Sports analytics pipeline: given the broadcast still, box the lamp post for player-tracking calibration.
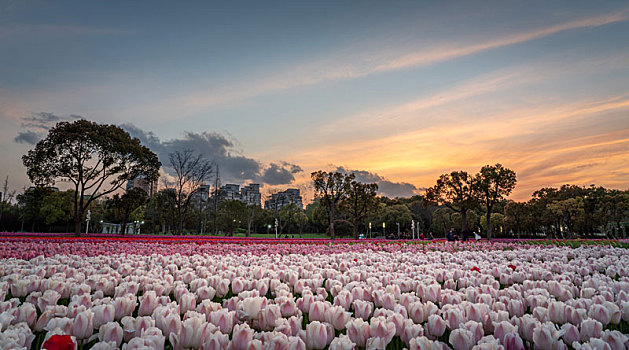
[275,218,278,239]
[396,222,400,237]
[412,220,415,239]
[369,222,372,239]
[382,222,386,237]
[85,210,91,234]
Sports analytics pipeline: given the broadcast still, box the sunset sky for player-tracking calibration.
[1,1,628,201]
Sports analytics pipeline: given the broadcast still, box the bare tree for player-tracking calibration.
[0,176,16,230]
[168,149,213,234]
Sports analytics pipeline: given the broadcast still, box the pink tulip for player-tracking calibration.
[15,302,37,328]
[369,316,396,344]
[329,334,355,350]
[346,318,370,348]
[179,293,196,315]
[449,328,475,350]
[37,290,61,312]
[138,290,159,316]
[325,305,351,331]
[179,316,205,349]
[92,304,115,329]
[533,322,561,350]
[98,322,123,347]
[445,307,466,330]
[113,295,137,320]
[503,332,525,350]
[209,309,235,334]
[560,323,579,345]
[353,299,373,321]
[601,330,628,350]
[72,309,94,340]
[203,331,230,350]
[579,318,602,342]
[308,301,327,322]
[305,321,331,350]
[259,304,282,331]
[427,314,447,338]
[45,317,74,334]
[232,323,254,350]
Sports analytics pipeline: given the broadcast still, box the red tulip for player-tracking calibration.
[42,335,75,350]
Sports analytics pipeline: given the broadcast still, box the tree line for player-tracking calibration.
[3,119,627,238]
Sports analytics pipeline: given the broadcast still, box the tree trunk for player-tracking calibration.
[461,209,468,236]
[486,210,492,239]
[353,217,359,240]
[329,205,336,240]
[74,217,82,237]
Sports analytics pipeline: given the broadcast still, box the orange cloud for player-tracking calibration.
[289,94,629,201]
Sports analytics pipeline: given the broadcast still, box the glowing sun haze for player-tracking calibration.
[1,1,628,201]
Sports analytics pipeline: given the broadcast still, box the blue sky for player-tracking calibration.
[1,0,628,200]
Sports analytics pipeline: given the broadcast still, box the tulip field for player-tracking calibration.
[1,235,628,350]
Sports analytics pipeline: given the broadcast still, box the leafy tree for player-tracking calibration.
[379,204,413,237]
[343,180,379,239]
[146,189,178,234]
[504,201,530,238]
[167,149,213,234]
[425,171,477,237]
[306,200,328,232]
[245,205,262,237]
[451,210,478,233]
[16,187,56,232]
[22,120,160,235]
[548,197,584,238]
[431,207,455,236]
[480,213,505,236]
[311,171,354,240]
[278,203,303,234]
[217,200,247,236]
[473,164,517,238]
[40,190,74,232]
[601,190,629,238]
[112,188,148,235]
[406,196,433,233]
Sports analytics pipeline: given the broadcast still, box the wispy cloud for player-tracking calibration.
[0,24,128,38]
[370,10,628,73]
[160,9,628,113]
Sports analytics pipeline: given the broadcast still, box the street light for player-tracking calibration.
[85,210,91,234]
[382,222,386,237]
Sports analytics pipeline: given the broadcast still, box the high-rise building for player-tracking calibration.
[218,184,240,201]
[241,183,261,206]
[126,175,158,196]
[210,183,261,206]
[192,184,211,204]
[265,188,303,210]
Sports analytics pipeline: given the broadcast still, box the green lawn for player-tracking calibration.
[232,232,330,239]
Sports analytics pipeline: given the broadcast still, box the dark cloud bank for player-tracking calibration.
[13,112,302,186]
[335,166,420,198]
[121,124,302,186]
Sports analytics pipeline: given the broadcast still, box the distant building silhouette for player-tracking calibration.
[265,188,303,210]
[241,184,261,206]
[210,183,261,206]
[126,174,158,196]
